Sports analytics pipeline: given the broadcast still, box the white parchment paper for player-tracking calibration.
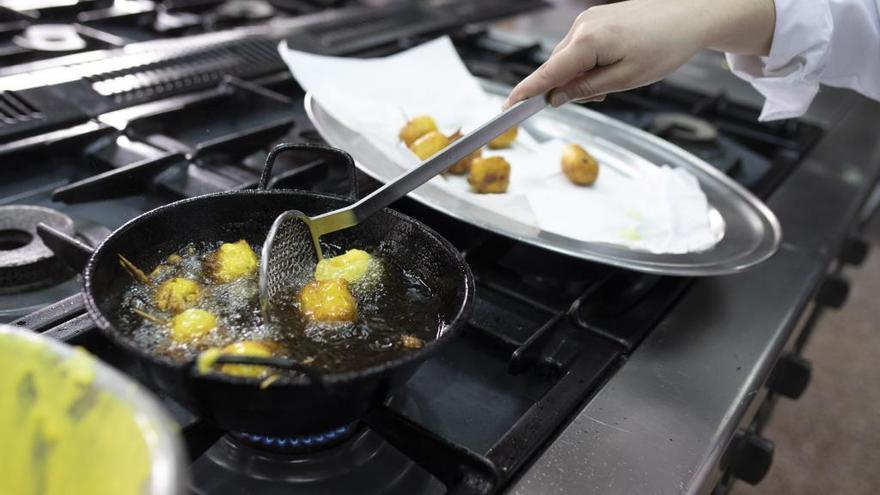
[280,36,721,253]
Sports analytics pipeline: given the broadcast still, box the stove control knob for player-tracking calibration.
[767,353,811,399]
[840,237,869,266]
[816,275,849,309]
[729,432,774,485]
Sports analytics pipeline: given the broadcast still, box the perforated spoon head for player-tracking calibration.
[259,210,323,314]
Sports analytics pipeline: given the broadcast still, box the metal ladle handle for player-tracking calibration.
[306,94,548,237]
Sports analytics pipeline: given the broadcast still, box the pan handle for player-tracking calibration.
[37,223,95,273]
[258,143,360,201]
[191,354,332,390]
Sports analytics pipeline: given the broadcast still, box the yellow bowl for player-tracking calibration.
[0,324,187,495]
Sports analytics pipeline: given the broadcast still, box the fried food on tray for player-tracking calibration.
[155,277,202,314]
[409,130,450,161]
[203,239,258,283]
[468,156,511,194]
[170,308,217,343]
[561,143,599,186]
[315,249,372,283]
[445,132,481,175]
[488,126,518,149]
[298,279,358,322]
[399,115,438,146]
[219,341,278,378]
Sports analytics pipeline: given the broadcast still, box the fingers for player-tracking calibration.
[550,28,574,56]
[504,42,599,109]
[549,64,628,107]
[572,94,606,104]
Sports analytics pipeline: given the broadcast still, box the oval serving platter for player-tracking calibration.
[305,79,781,276]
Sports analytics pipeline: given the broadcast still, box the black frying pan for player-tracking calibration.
[74,143,474,436]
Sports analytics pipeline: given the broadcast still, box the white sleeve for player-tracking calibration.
[725,0,880,121]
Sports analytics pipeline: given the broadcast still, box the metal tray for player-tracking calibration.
[305,80,781,276]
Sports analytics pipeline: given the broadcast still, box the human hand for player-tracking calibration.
[504,0,775,108]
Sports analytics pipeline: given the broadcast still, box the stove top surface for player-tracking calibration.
[0,4,824,493]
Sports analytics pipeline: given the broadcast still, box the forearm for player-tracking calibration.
[506,0,778,108]
[697,0,777,56]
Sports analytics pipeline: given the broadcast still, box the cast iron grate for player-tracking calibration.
[85,37,283,105]
[0,91,42,126]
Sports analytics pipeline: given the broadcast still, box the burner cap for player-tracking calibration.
[649,113,719,145]
[0,205,76,292]
[13,24,87,52]
[216,0,275,20]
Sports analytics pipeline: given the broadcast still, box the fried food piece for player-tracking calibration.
[298,279,357,322]
[398,115,438,146]
[315,249,372,283]
[203,240,258,283]
[400,334,424,349]
[561,143,599,185]
[149,253,183,279]
[468,156,511,194]
[488,126,518,149]
[445,133,481,174]
[219,341,277,378]
[409,130,449,161]
[169,308,217,343]
[155,277,202,313]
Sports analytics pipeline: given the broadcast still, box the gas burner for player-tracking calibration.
[231,424,355,453]
[192,395,439,493]
[1,0,103,15]
[0,205,75,292]
[0,205,109,321]
[153,9,201,33]
[13,24,87,52]
[197,423,438,494]
[215,0,274,21]
[649,112,719,145]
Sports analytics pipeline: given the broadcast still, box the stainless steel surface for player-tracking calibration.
[261,93,547,304]
[306,81,781,277]
[0,324,188,495]
[509,245,825,495]
[505,56,880,495]
[491,3,880,494]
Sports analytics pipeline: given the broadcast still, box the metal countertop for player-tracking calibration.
[493,2,880,493]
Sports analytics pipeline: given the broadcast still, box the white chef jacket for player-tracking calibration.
[726,0,880,121]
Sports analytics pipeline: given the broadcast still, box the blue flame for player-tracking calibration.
[236,424,353,448]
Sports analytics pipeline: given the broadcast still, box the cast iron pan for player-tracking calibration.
[68,143,474,436]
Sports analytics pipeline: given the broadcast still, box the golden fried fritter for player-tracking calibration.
[219,341,278,378]
[155,277,202,314]
[203,240,258,283]
[398,115,438,146]
[315,249,372,283]
[468,156,511,194]
[169,308,217,343]
[445,133,481,174]
[488,126,518,149]
[561,143,599,186]
[409,130,449,161]
[298,279,358,322]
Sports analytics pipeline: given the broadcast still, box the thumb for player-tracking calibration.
[550,64,627,107]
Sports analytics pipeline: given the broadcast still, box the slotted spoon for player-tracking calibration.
[259,94,547,306]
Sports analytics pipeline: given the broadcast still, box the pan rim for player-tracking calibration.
[83,188,475,388]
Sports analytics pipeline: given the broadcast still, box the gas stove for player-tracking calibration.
[0,2,854,494]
